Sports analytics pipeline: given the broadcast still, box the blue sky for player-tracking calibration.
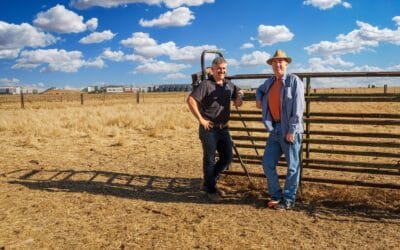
[0,0,400,90]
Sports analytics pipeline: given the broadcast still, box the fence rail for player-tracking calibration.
[226,71,400,189]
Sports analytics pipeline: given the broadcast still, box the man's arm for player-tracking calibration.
[187,95,213,130]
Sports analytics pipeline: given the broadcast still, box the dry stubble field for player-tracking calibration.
[0,91,399,249]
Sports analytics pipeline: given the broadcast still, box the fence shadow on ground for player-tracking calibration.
[1,168,258,205]
[301,199,400,224]
[2,168,399,222]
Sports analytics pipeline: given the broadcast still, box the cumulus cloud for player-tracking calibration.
[79,30,116,44]
[12,49,103,73]
[240,50,270,66]
[121,32,218,61]
[70,0,214,9]
[139,7,194,27]
[33,4,96,33]
[0,21,56,50]
[100,48,151,63]
[303,0,351,10]
[393,16,400,26]
[168,45,218,60]
[134,60,190,73]
[225,58,239,67]
[163,0,214,8]
[0,78,20,86]
[240,43,254,49]
[0,49,20,59]
[305,19,400,57]
[255,25,294,46]
[101,48,125,62]
[86,18,98,31]
[164,72,186,80]
[307,56,354,71]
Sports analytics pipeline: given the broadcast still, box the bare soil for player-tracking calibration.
[0,96,399,249]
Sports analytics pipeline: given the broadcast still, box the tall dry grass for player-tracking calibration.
[0,102,195,149]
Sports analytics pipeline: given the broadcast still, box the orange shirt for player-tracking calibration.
[268,79,282,121]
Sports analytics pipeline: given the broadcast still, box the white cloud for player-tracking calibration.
[100,48,151,63]
[84,57,105,68]
[0,21,56,50]
[240,43,254,49]
[86,18,98,31]
[163,0,214,8]
[225,58,239,67]
[256,25,294,46]
[101,48,125,61]
[307,56,354,71]
[139,7,194,27]
[33,4,94,33]
[309,56,354,67]
[342,1,351,8]
[164,72,186,80]
[121,32,218,61]
[305,20,400,56]
[303,0,343,10]
[169,45,218,61]
[0,78,20,85]
[393,16,400,26]
[79,30,116,44]
[70,0,214,9]
[0,49,20,59]
[240,51,270,66]
[134,60,190,73]
[12,49,102,73]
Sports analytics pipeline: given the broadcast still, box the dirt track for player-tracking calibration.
[0,101,399,249]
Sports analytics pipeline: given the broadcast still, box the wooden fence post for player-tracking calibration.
[20,90,25,109]
[136,91,140,104]
[81,93,84,105]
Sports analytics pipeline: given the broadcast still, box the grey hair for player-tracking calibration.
[211,57,227,66]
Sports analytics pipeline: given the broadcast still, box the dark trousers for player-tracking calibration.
[199,126,233,193]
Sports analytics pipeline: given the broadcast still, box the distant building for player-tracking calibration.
[0,86,38,95]
[100,85,124,93]
[151,84,192,92]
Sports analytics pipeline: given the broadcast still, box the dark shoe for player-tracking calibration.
[200,184,207,193]
[207,192,223,202]
[274,201,295,210]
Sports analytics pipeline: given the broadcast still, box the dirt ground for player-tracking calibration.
[0,98,399,249]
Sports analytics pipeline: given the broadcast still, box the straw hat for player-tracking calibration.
[266,49,292,65]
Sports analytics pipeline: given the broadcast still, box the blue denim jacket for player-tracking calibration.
[256,73,305,136]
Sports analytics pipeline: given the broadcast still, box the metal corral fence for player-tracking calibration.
[0,92,189,109]
[226,72,400,189]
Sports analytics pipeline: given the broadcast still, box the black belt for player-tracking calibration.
[213,123,228,129]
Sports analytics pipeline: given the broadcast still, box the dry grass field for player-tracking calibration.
[0,91,399,249]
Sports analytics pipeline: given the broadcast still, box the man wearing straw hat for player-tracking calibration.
[256,49,305,210]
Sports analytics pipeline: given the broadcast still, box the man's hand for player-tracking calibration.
[286,133,295,143]
[200,118,213,130]
[256,100,262,109]
[233,90,244,108]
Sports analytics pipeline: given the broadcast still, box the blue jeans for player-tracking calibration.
[262,123,302,204]
[199,126,233,193]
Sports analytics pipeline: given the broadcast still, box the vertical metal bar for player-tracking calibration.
[299,76,311,197]
[235,106,260,156]
[305,77,311,167]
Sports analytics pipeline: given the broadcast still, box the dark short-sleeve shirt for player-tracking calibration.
[190,77,239,125]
